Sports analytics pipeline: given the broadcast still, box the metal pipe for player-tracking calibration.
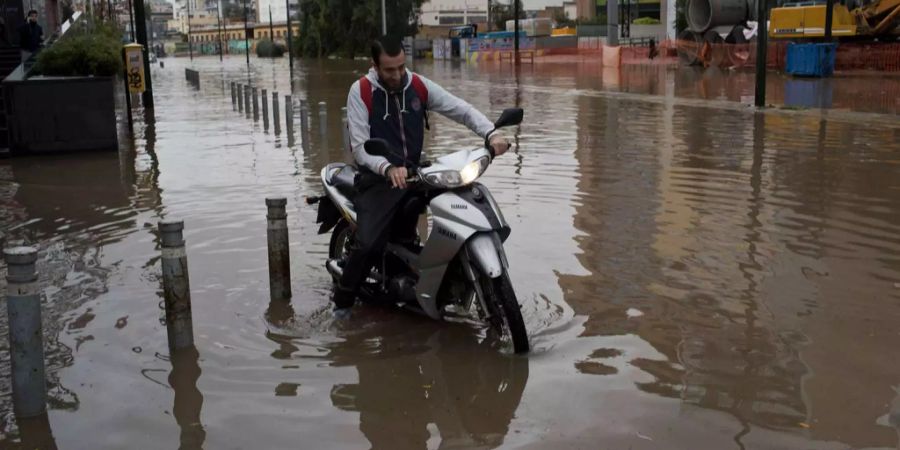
[231,82,236,110]
[266,198,292,301]
[686,0,749,33]
[238,84,244,112]
[4,246,47,418]
[158,221,194,351]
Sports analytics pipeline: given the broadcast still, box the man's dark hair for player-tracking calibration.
[371,36,404,66]
[27,9,37,16]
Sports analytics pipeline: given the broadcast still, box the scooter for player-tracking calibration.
[308,108,528,353]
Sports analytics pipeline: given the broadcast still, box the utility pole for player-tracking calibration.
[381,0,386,35]
[216,0,223,61]
[268,5,273,40]
[187,0,193,60]
[513,0,519,65]
[243,0,250,69]
[285,0,294,80]
[754,0,768,107]
[824,0,834,40]
[134,0,154,108]
[127,0,135,41]
[608,0,619,45]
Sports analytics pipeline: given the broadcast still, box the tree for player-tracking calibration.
[491,0,523,32]
[296,0,424,58]
[553,11,575,28]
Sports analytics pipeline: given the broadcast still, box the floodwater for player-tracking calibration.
[1,56,900,449]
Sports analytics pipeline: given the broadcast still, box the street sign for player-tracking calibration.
[124,43,146,94]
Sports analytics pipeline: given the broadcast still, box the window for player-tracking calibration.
[439,16,464,25]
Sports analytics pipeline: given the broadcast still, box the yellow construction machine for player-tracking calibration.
[769,0,900,39]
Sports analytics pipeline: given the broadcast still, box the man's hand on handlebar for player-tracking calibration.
[387,166,408,189]
[489,134,511,157]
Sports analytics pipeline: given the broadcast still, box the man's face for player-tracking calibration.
[374,51,406,92]
[27,13,37,23]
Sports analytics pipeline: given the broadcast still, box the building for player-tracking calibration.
[256,0,298,23]
[419,0,488,26]
[187,21,298,43]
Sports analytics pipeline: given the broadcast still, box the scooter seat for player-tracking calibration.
[328,164,358,198]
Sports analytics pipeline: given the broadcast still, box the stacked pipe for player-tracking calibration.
[680,0,758,68]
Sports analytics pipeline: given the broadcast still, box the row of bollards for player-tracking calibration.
[2,198,294,421]
[226,81,336,143]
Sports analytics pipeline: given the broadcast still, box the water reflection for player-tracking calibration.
[0,112,162,441]
[168,346,205,449]
[327,321,528,449]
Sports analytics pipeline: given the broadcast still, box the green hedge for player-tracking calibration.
[256,39,286,58]
[35,23,122,76]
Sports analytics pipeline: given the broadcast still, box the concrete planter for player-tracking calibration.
[2,75,118,154]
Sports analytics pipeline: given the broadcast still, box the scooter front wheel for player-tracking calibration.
[481,271,529,354]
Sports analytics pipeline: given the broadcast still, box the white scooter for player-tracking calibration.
[309,109,528,353]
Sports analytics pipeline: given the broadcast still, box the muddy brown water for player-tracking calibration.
[1,56,899,449]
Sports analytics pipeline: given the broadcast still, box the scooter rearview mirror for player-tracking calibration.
[494,108,524,129]
[364,138,391,158]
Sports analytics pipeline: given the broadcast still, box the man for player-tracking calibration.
[18,10,43,64]
[335,36,510,315]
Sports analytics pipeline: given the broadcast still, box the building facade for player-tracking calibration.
[420,0,488,26]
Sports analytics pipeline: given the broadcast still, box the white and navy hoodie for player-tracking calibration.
[346,68,497,176]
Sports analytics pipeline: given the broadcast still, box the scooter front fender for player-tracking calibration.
[467,232,504,279]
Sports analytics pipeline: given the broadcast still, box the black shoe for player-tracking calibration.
[332,286,356,310]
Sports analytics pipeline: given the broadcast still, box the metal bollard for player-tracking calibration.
[230,82,236,110]
[318,101,327,135]
[252,87,259,122]
[299,100,309,134]
[272,92,281,135]
[244,86,251,119]
[265,198,292,301]
[237,84,244,112]
[158,221,194,351]
[341,107,349,152]
[262,89,269,131]
[4,246,47,418]
[285,95,294,132]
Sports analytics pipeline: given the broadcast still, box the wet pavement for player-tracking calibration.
[1,56,900,449]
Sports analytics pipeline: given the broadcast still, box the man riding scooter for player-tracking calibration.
[334,36,511,317]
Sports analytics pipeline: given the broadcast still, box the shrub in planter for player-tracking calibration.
[35,24,122,76]
[256,39,286,57]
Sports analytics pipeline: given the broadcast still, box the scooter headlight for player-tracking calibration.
[459,157,489,185]
[423,157,489,188]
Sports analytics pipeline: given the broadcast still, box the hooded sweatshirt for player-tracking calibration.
[346,68,496,176]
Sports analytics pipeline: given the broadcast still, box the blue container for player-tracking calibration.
[786,43,837,77]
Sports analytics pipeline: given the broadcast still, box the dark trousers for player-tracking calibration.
[334,183,419,308]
